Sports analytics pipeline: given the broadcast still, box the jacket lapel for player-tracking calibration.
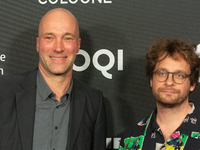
[67,79,86,150]
[16,69,37,150]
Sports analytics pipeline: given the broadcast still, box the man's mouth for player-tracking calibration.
[158,88,179,94]
[50,57,67,60]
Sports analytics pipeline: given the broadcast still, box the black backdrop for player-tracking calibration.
[1,1,200,149]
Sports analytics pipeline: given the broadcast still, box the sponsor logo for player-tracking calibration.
[73,49,123,79]
[0,54,6,75]
[106,137,121,149]
[38,0,112,4]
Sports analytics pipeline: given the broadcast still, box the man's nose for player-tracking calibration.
[54,39,64,52]
[165,74,174,85]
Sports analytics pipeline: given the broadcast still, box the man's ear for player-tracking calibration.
[77,38,81,53]
[36,37,39,52]
[150,78,153,87]
[190,83,196,92]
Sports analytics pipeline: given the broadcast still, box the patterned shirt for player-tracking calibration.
[119,102,200,150]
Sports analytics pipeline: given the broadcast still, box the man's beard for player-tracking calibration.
[152,87,189,108]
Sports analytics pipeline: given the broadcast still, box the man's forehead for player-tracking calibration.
[38,9,79,38]
[40,9,76,25]
[155,55,190,71]
[39,18,77,34]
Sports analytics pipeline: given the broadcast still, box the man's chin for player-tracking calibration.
[50,68,72,76]
[156,98,185,108]
[156,100,178,108]
[52,71,68,76]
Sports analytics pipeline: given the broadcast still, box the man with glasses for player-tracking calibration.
[119,38,200,150]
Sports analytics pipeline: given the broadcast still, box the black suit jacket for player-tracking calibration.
[0,69,106,150]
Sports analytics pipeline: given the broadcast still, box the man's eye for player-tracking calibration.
[176,73,185,78]
[157,71,166,76]
[65,37,72,40]
[64,35,74,40]
[161,73,165,76]
[45,37,52,39]
[159,72,166,76]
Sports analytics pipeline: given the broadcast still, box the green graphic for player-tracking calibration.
[191,132,200,139]
[119,136,144,150]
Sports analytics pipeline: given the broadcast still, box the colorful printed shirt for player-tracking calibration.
[119,103,200,150]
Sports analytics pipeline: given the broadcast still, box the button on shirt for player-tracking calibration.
[32,70,73,150]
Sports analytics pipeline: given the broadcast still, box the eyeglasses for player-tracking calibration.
[153,69,190,84]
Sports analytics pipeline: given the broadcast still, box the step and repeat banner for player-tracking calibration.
[1,1,200,149]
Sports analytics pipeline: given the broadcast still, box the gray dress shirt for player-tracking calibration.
[32,70,73,150]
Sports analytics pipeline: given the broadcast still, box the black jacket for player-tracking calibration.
[0,69,106,150]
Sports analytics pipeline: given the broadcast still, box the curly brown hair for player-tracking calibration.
[146,37,200,85]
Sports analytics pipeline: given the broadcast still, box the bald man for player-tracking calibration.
[0,8,106,150]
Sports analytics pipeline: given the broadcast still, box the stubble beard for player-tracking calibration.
[39,57,73,77]
[152,87,189,108]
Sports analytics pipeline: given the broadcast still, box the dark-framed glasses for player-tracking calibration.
[153,69,190,84]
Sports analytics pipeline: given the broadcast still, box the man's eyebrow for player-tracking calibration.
[157,68,190,74]
[43,32,54,36]
[43,32,76,37]
[63,32,76,37]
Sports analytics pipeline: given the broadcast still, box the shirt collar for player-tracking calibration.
[145,102,200,136]
[36,70,73,101]
[145,108,159,136]
[177,102,200,135]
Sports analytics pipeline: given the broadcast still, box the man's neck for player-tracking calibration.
[156,100,192,141]
[39,68,72,102]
